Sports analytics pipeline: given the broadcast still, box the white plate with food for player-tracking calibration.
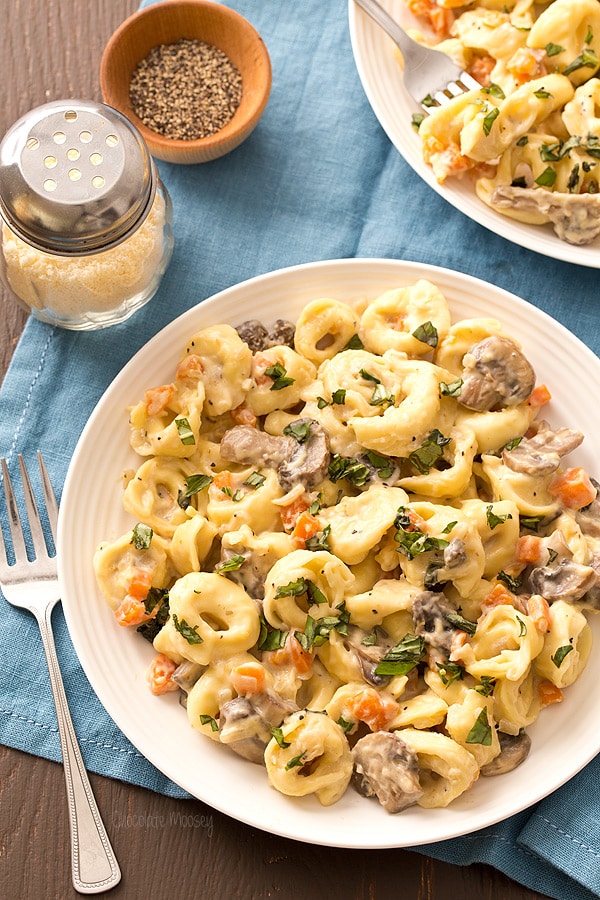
[59,257,600,848]
[348,0,600,267]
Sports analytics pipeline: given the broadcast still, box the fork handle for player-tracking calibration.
[36,601,121,894]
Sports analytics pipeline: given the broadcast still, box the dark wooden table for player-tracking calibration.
[0,3,553,899]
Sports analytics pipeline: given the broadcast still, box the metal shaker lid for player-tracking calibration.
[0,99,156,255]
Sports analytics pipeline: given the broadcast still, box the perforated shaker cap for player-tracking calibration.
[0,99,156,255]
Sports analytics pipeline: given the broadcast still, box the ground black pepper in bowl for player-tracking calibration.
[129,38,242,141]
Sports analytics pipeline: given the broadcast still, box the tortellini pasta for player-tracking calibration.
[405,0,600,244]
[94,277,598,815]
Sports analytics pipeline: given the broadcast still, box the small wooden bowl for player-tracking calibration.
[100,0,272,164]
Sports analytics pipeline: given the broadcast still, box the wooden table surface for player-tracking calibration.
[0,3,553,899]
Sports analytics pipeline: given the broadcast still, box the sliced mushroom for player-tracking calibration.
[503,423,584,476]
[343,625,396,688]
[268,319,296,348]
[219,691,298,765]
[220,425,295,468]
[576,477,600,538]
[527,557,598,603]
[491,185,600,246]
[171,660,205,694]
[443,537,467,569]
[235,320,270,352]
[412,590,459,665]
[481,731,531,776]
[458,336,535,412]
[277,418,331,492]
[352,731,423,813]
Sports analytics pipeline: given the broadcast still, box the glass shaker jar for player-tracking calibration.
[0,99,174,330]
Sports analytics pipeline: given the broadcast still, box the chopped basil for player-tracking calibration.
[244,471,266,489]
[361,631,378,647]
[586,26,594,45]
[446,612,476,636]
[343,334,364,350]
[422,94,436,108]
[442,521,457,534]
[411,112,425,130]
[172,613,203,644]
[533,88,552,99]
[369,382,395,408]
[497,571,522,592]
[395,528,449,561]
[283,420,311,443]
[337,716,354,734]
[359,368,381,384]
[516,615,527,637]
[482,83,505,99]
[131,522,153,550]
[440,378,463,397]
[199,714,219,732]
[482,106,500,136]
[305,524,331,552]
[503,436,522,451]
[296,604,350,651]
[545,42,564,57]
[307,581,329,606]
[424,562,443,590]
[466,708,492,746]
[408,429,451,474]
[436,662,465,687]
[412,321,438,348]
[365,450,395,480]
[486,505,512,530]
[264,363,295,391]
[520,514,544,532]
[328,454,371,486]
[258,618,287,651]
[175,415,195,445]
[475,676,496,697]
[285,752,307,770]
[178,473,213,508]
[319,388,347,408]
[552,644,573,668]
[215,554,246,574]
[275,578,308,598]
[137,589,170,642]
[535,166,557,187]
[374,633,426,676]
[563,48,598,76]
[270,726,290,748]
[568,164,580,192]
[516,136,529,147]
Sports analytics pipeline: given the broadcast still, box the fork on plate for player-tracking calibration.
[0,452,121,894]
[353,0,480,108]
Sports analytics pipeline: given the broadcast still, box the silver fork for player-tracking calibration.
[353,0,480,108]
[0,453,121,894]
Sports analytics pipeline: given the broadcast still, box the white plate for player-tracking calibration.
[348,0,600,268]
[59,258,600,848]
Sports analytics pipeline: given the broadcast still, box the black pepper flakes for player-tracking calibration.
[129,39,242,141]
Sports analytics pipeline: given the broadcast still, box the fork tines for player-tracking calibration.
[1,453,58,567]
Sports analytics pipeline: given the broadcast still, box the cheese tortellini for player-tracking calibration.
[94,278,598,815]
[406,0,600,244]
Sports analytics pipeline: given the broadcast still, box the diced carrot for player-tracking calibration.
[145,384,175,416]
[407,0,454,37]
[346,687,399,732]
[231,660,267,696]
[147,653,179,695]
[114,571,154,626]
[468,54,495,88]
[231,404,257,427]
[549,467,597,510]
[403,508,429,533]
[516,535,545,566]
[538,681,563,707]
[481,581,517,613]
[279,495,311,532]
[527,384,552,407]
[527,594,551,634]
[212,470,233,492]
[252,354,274,387]
[506,47,546,84]
[426,142,474,184]
[269,633,313,675]
[175,354,204,380]
[291,511,321,548]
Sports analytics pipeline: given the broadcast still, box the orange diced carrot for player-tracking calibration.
[291,511,321,548]
[527,594,551,634]
[549,467,597,510]
[114,571,154,626]
[268,633,313,676]
[538,681,563,707]
[516,535,545,566]
[145,384,175,416]
[527,384,552,407]
[147,653,179,695]
[407,0,454,36]
[468,54,495,88]
[279,495,311,533]
[212,470,233,492]
[175,354,204,380]
[346,687,399,732]
[231,660,267,696]
[230,404,257,427]
[481,581,517,613]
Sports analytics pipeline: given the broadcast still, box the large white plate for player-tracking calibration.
[348,0,600,268]
[59,258,600,848]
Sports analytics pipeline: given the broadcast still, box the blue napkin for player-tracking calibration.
[1,1,599,897]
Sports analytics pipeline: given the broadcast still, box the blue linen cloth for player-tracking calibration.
[1,1,599,897]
